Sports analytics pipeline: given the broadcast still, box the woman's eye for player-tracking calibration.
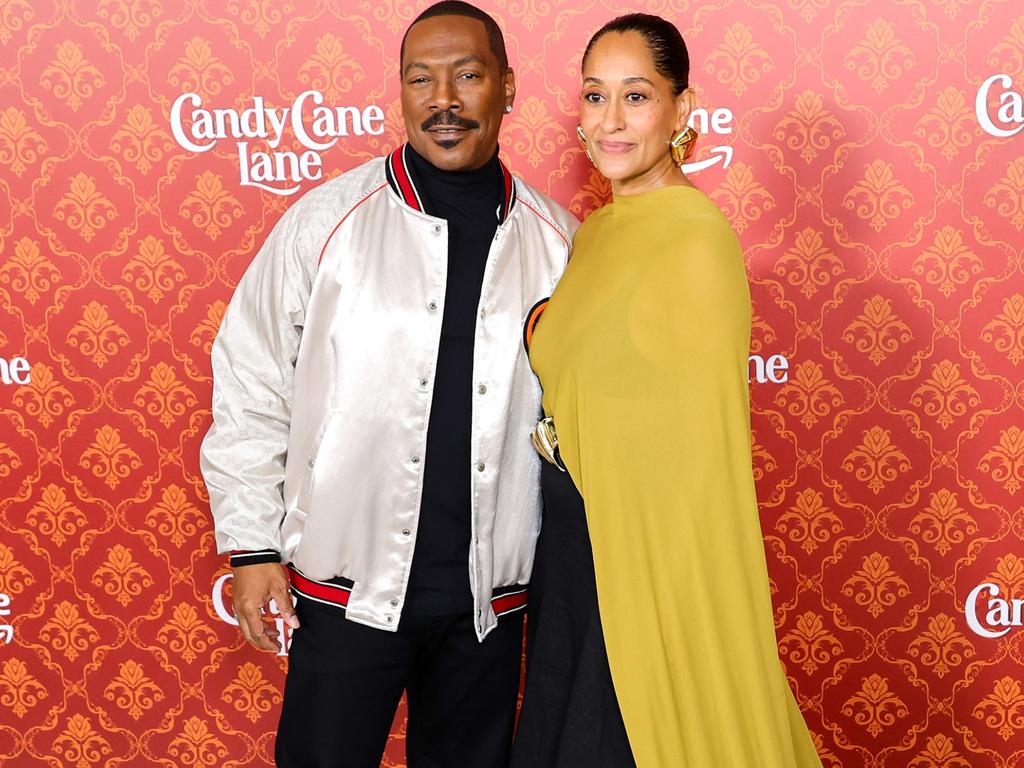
[583,92,604,103]
[625,92,647,103]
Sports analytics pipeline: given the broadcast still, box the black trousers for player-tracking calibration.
[275,595,524,768]
[510,461,635,767]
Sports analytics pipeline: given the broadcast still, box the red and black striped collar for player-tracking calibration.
[385,143,517,224]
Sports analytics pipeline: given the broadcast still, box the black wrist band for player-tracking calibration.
[230,550,281,567]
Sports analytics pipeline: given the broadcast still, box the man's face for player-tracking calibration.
[400,15,514,171]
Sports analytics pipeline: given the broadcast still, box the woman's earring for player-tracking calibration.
[670,126,699,166]
[505,105,513,113]
[576,125,593,163]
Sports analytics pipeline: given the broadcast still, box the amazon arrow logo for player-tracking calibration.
[682,145,733,173]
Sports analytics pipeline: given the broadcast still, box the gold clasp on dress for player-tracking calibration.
[531,417,566,472]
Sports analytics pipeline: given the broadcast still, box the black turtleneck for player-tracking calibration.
[404,144,504,615]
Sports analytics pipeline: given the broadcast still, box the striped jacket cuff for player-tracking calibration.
[229,549,281,567]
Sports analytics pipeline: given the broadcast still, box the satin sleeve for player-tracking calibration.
[199,204,317,556]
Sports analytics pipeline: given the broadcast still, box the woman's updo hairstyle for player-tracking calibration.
[582,13,690,96]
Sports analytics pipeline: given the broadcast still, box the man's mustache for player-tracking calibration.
[421,110,480,131]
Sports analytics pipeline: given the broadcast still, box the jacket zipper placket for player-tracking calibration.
[470,216,512,638]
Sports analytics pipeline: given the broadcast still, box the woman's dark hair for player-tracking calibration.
[583,14,690,95]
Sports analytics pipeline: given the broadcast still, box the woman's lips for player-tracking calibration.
[596,140,634,154]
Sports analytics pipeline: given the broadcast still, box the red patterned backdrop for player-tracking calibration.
[1,0,1023,765]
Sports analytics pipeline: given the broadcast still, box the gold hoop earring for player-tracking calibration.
[670,126,699,166]
[576,125,593,163]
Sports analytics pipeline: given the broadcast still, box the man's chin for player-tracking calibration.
[409,132,495,171]
[426,130,469,150]
[419,140,475,169]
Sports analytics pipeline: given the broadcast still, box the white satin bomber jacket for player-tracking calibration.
[200,146,577,640]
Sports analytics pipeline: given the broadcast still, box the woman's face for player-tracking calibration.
[580,31,691,192]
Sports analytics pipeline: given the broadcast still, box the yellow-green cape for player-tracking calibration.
[530,185,822,768]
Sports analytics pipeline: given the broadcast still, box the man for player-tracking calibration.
[199,2,577,766]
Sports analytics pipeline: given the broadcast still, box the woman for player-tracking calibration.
[511,14,823,768]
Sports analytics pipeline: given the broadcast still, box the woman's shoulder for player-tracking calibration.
[642,191,747,296]
[667,186,737,234]
[569,187,742,260]
[653,189,743,264]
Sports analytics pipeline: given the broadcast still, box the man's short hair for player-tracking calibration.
[400,1,509,72]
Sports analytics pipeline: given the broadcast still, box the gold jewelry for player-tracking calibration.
[670,126,699,165]
[576,125,593,163]
[531,417,566,471]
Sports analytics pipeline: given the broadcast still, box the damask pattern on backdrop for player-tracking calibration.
[0,1,1023,766]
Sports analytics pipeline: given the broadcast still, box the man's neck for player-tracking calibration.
[404,143,503,201]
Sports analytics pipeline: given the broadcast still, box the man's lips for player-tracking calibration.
[428,126,471,136]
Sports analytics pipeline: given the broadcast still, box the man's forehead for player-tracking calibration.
[402,15,495,68]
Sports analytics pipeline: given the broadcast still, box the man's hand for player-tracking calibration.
[232,562,300,652]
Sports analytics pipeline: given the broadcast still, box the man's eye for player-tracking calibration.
[460,72,480,80]
[410,77,429,85]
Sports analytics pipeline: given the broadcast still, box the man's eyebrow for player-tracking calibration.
[403,61,430,75]
[453,55,486,67]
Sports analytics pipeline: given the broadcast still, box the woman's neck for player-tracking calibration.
[611,154,697,198]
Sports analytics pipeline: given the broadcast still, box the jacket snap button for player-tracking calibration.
[402,528,411,536]
[307,458,314,468]
[386,615,394,623]
[390,599,398,607]
[433,225,441,233]
[478,384,487,394]
[411,456,420,465]
[476,462,486,472]
[428,300,438,311]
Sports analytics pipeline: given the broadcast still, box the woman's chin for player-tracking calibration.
[593,158,641,183]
